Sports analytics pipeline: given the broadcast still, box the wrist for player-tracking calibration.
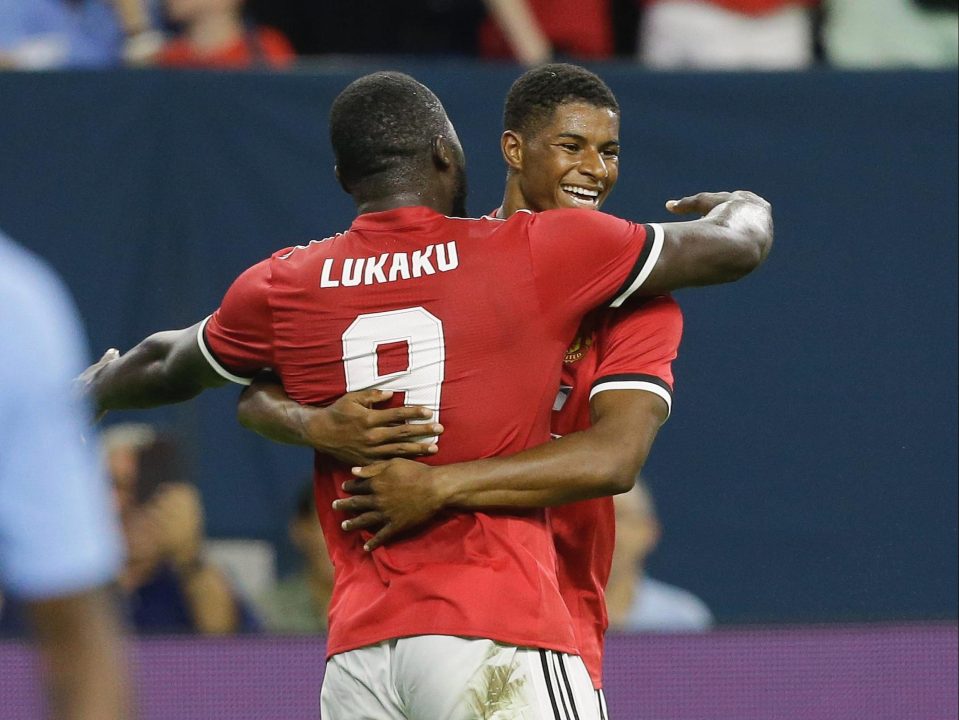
[429,465,458,509]
[297,404,334,451]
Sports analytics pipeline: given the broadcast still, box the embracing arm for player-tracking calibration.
[641,190,774,295]
[237,375,444,466]
[336,389,667,550]
[80,321,227,416]
[438,389,663,508]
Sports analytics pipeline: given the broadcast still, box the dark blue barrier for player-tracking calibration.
[0,66,955,623]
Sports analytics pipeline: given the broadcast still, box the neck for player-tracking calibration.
[499,173,531,219]
[355,189,450,217]
[186,11,245,53]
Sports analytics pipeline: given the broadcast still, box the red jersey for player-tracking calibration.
[200,206,664,657]
[550,295,683,687]
[157,27,294,69]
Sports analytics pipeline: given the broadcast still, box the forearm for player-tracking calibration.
[703,191,774,267]
[434,390,663,509]
[30,588,131,720]
[237,379,318,448]
[648,191,773,294]
[438,425,651,510]
[89,324,224,413]
[482,0,552,65]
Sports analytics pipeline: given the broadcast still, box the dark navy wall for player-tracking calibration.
[0,66,955,623]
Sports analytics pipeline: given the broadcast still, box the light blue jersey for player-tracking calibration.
[0,231,122,598]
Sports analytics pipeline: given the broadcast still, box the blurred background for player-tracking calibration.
[1,1,956,718]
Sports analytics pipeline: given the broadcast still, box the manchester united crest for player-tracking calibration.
[564,334,593,364]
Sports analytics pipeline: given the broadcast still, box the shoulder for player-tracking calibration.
[530,208,632,233]
[641,576,713,629]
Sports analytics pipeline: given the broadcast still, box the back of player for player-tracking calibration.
[202,205,662,661]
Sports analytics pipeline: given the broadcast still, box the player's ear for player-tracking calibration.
[431,135,454,170]
[501,130,523,172]
[334,164,350,195]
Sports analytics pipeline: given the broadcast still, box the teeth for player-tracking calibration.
[562,185,600,200]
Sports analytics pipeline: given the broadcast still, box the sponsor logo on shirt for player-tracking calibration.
[319,241,459,287]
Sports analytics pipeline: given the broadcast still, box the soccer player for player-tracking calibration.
[239,63,692,718]
[82,72,772,718]
[0,230,130,720]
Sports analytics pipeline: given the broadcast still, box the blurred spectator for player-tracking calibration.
[0,229,130,719]
[823,0,958,68]
[256,483,333,634]
[606,480,714,631]
[156,0,294,69]
[0,0,131,69]
[103,423,259,633]
[638,0,817,69]
[480,0,614,63]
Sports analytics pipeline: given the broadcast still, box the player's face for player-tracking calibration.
[516,102,620,212]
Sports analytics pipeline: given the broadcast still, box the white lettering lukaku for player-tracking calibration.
[320,242,459,288]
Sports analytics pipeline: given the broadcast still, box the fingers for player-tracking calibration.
[665,192,732,216]
[101,348,120,363]
[369,406,440,428]
[350,461,390,479]
[348,388,395,408]
[363,524,398,552]
[362,442,439,460]
[339,511,385,532]
[332,492,377,510]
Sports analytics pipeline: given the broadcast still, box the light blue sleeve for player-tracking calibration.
[0,234,123,599]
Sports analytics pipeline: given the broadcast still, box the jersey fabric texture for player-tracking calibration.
[0,232,122,599]
[550,295,683,687]
[201,206,661,657]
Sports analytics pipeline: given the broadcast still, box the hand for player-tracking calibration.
[76,348,120,421]
[666,190,768,217]
[304,389,444,465]
[144,483,204,572]
[332,458,446,551]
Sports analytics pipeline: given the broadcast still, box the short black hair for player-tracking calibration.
[330,71,449,189]
[503,63,619,137]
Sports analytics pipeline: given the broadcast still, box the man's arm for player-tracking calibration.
[642,190,774,296]
[237,375,444,465]
[80,321,227,416]
[334,389,667,550]
[28,587,131,720]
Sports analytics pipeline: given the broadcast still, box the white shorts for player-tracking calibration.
[320,635,599,720]
[595,688,609,720]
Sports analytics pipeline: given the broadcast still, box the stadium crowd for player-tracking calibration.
[1,0,956,70]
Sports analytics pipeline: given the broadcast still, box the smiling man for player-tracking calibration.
[496,64,621,215]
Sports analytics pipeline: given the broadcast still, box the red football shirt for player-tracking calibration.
[200,206,665,656]
[550,295,683,687]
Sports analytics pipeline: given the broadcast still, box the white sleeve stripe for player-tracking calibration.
[589,379,672,419]
[196,316,253,386]
[610,222,664,308]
